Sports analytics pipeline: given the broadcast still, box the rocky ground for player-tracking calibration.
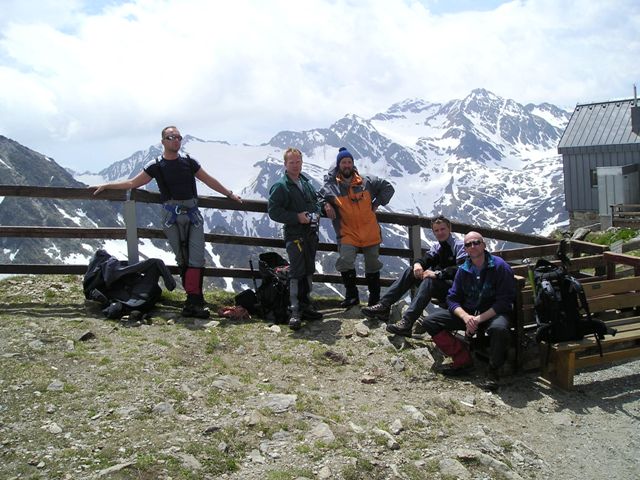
[1,275,639,480]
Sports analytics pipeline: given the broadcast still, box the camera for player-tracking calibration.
[306,212,320,232]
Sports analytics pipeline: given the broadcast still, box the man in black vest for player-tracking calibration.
[93,126,241,318]
[362,216,466,336]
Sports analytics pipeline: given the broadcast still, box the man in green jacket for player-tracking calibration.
[268,148,328,330]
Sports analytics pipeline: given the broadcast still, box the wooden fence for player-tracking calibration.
[0,185,579,286]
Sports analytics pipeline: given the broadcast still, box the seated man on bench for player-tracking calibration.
[415,231,515,389]
[362,215,466,336]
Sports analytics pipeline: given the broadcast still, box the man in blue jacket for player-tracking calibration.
[415,231,515,389]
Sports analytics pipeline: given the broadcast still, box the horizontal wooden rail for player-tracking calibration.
[1,226,127,240]
[0,226,412,258]
[493,243,560,262]
[0,185,554,245]
[0,263,395,287]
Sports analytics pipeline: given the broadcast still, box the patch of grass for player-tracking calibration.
[166,386,188,402]
[204,289,236,311]
[266,467,315,479]
[401,461,437,479]
[62,382,78,394]
[270,353,297,365]
[205,389,222,406]
[342,458,376,480]
[257,382,276,392]
[207,355,229,371]
[183,432,245,475]
[205,333,221,354]
[254,421,290,439]
[295,391,329,416]
[295,444,311,454]
[587,228,638,246]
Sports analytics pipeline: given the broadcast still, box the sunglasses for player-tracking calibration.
[164,135,183,141]
[464,239,483,248]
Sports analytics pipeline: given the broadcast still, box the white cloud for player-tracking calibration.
[1,0,639,171]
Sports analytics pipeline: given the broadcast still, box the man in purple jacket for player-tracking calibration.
[415,231,515,389]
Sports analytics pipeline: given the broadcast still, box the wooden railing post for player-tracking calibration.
[408,224,422,262]
[124,191,139,264]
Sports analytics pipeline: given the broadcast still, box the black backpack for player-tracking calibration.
[533,259,615,348]
[255,252,291,324]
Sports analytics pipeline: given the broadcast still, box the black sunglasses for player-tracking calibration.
[164,135,183,141]
[464,239,483,248]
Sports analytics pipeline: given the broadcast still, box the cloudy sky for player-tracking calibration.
[1,0,638,172]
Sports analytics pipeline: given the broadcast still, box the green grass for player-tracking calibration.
[266,467,315,479]
[586,227,638,245]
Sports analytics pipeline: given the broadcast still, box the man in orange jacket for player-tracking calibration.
[322,147,395,307]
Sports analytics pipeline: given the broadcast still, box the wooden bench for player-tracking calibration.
[513,250,640,389]
[494,239,610,370]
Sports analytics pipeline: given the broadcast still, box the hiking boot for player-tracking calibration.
[365,272,380,306]
[300,304,323,321]
[340,297,360,308]
[481,368,500,392]
[340,270,359,308]
[288,314,302,331]
[413,318,428,335]
[361,303,390,321]
[181,303,211,319]
[386,317,414,336]
[437,362,474,377]
[182,294,210,319]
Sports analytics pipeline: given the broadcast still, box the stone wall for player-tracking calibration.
[569,210,601,231]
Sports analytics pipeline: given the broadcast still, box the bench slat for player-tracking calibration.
[550,324,640,352]
[605,315,640,328]
[587,292,640,311]
[581,277,640,297]
[575,346,640,369]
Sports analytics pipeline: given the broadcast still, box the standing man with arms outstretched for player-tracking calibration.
[415,231,515,390]
[93,125,241,318]
[268,147,327,330]
[321,147,395,308]
[362,215,466,336]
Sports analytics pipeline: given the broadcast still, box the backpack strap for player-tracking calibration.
[568,276,605,357]
[154,157,172,199]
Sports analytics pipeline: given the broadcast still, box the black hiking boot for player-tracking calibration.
[340,297,360,308]
[340,270,359,308]
[300,304,323,321]
[365,272,381,306]
[436,362,475,377]
[480,368,500,392]
[413,318,428,335]
[386,317,414,336]
[181,294,210,319]
[288,313,302,330]
[361,303,390,321]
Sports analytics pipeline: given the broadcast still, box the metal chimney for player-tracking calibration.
[632,84,640,135]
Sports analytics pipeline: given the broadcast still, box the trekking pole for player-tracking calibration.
[556,237,571,269]
[524,258,536,297]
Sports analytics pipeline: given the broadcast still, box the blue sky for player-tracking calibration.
[1,0,638,172]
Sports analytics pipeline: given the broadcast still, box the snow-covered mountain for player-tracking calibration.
[87,88,569,236]
[2,88,571,288]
